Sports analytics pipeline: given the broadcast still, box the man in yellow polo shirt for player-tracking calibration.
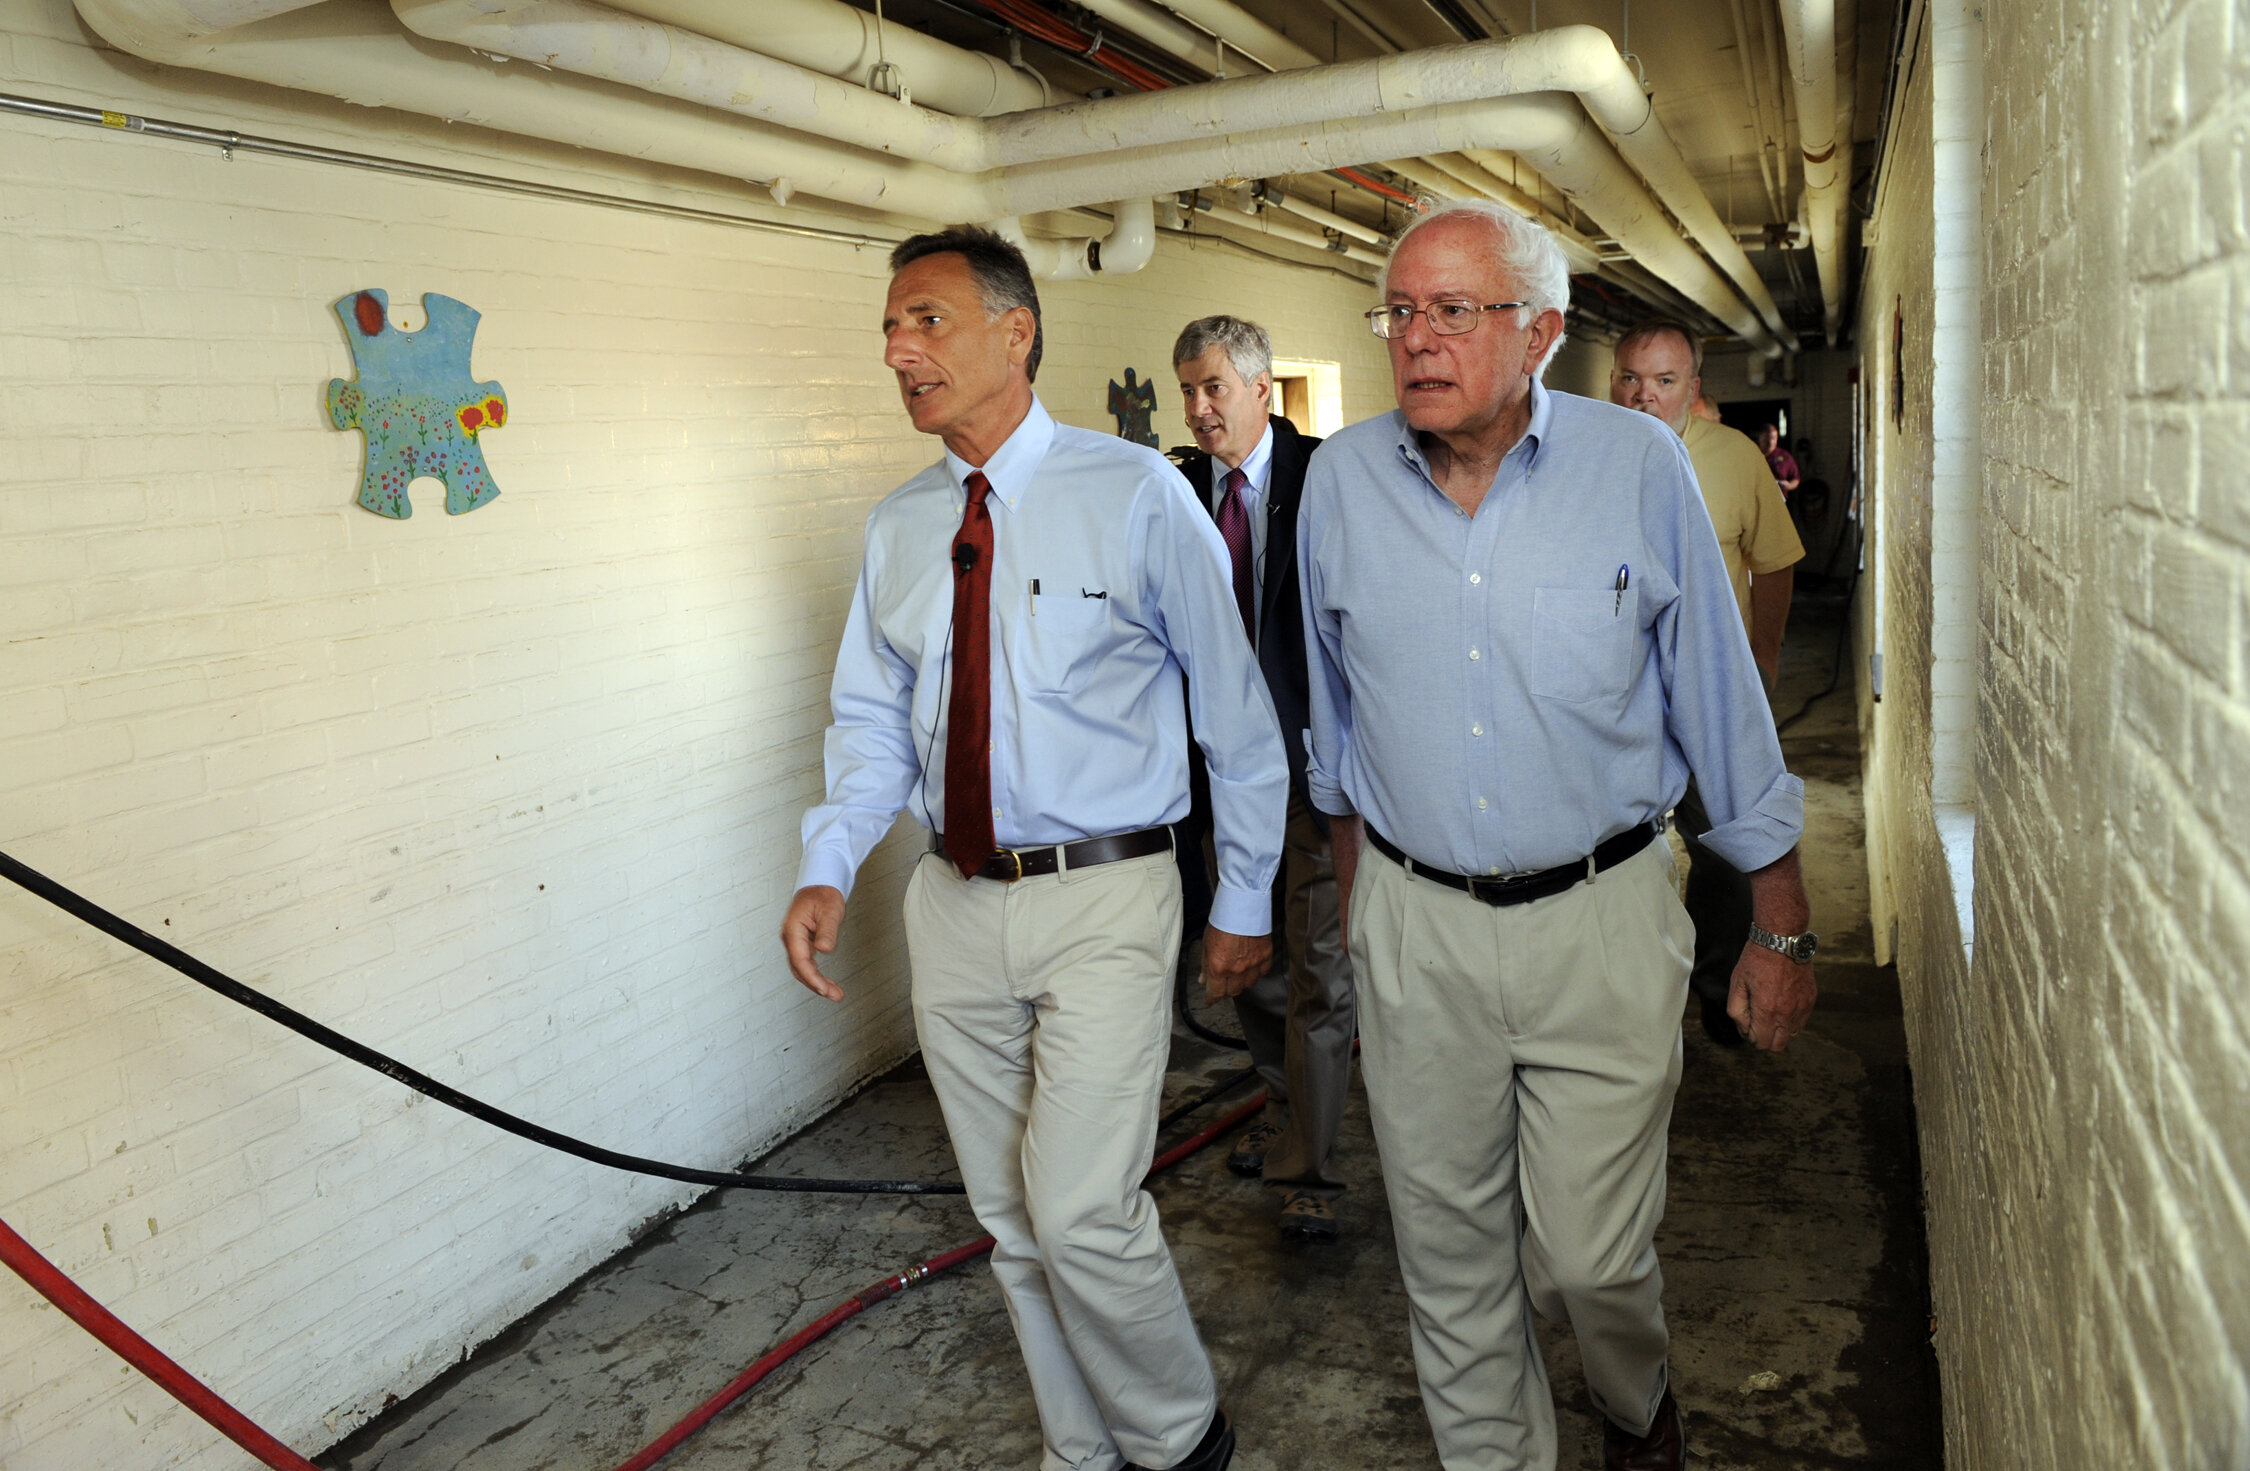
[1612,319,1805,1045]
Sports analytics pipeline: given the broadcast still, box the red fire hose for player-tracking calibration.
[0,1217,321,1471]
[1,1092,1269,1471]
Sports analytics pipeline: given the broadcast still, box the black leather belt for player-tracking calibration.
[937,825,1175,882]
[1365,820,1660,907]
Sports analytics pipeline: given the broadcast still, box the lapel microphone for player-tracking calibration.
[952,541,979,576]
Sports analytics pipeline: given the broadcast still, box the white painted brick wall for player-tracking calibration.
[1860,0,2250,1462]
[0,5,1394,1465]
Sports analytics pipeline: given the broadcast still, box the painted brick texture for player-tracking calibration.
[0,7,1395,1466]
[1862,0,2250,1463]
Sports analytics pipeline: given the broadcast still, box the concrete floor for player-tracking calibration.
[318,585,1941,1471]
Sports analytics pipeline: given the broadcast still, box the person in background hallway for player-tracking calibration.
[1168,314,1355,1243]
[1611,319,1807,1048]
[783,226,1285,1471]
[1300,200,1819,1471]
[1757,423,1800,499]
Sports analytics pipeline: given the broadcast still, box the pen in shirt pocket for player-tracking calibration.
[1030,578,1039,615]
[1614,564,1630,616]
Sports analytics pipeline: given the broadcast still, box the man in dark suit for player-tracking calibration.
[1169,316,1355,1242]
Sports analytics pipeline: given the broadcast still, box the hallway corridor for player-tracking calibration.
[315,589,1941,1471]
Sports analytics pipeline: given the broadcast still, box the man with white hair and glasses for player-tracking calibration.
[1297,201,1820,1470]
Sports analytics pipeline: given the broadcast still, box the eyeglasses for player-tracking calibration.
[1365,299,1530,339]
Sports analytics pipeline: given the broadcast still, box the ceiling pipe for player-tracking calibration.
[1257,185,1389,245]
[1776,0,1846,343]
[75,0,987,219]
[990,195,1156,279]
[1154,0,1321,71]
[1072,0,1234,76]
[1179,196,1388,268]
[1385,154,1605,274]
[976,25,1789,343]
[394,0,990,168]
[74,0,1779,351]
[604,0,1042,116]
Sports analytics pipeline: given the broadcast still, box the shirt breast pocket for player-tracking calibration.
[1527,586,1633,704]
[1018,596,1112,694]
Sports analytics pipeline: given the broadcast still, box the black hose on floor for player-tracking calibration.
[0,850,965,1196]
[1175,963,1250,1050]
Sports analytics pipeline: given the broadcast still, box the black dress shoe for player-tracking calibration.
[1603,1388,1684,1471]
[1127,1408,1235,1471]
[1698,993,1748,1047]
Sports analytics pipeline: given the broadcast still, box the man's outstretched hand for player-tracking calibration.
[781,885,848,1001]
[1201,925,1272,1004]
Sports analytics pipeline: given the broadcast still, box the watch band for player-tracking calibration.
[1746,921,1818,963]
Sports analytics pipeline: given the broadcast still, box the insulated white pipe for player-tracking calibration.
[1264,190,1388,245]
[1501,101,1786,357]
[1776,0,1846,343]
[394,0,988,168]
[75,0,982,219]
[1073,0,1230,76]
[975,25,1789,346]
[76,0,1780,352]
[995,93,1785,355]
[991,197,1157,280]
[605,0,1042,116]
[1154,0,1322,71]
[1194,200,1387,267]
[1389,154,1603,275]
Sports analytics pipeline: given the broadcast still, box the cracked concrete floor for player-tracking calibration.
[319,588,1939,1471]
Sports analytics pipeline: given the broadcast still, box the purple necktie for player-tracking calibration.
[1216,467,1255,645]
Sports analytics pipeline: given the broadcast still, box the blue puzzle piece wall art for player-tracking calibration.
[326,289,507,519]
[1107,367,1160,448]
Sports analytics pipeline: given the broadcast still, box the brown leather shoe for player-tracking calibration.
[1276,1188,1340,1242]
[1602,1387,1684,1471]
[1227,1119,1282,1178]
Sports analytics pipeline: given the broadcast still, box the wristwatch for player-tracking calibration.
[1746,922,1818,963]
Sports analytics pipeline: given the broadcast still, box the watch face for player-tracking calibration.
[1792,933,1819,962]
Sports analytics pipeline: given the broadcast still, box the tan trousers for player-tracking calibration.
[904,849,1216,1471]
[1233,794,1356,1194]
[1350,837,1693,1471]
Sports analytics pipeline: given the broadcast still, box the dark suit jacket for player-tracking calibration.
[1166,414,1322,935]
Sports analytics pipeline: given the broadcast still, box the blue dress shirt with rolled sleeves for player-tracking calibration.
[800,397,1289,936]
[1298,380,1803,878]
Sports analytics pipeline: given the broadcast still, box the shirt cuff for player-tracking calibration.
[1207,882,1274,937]
[796,848,861,899]
[1697,772,1806,873]
[1307,765,1356,820]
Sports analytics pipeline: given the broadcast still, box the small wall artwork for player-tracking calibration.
[1107,368,1160,448]
[327,289,507,518]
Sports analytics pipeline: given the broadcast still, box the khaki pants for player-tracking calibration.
[905,849,1216,1471]
[1350,837,1692,1471]
[1232,794,1356,1194]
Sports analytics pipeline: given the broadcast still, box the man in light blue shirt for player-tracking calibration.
[1299,202,1819,1471]
[783,227,1284,1471]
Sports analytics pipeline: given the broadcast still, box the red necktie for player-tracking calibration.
[1216,467,1256,645]
[943,471,996,878]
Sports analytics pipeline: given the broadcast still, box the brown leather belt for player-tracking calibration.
[1366,820,1660,908]
[938,825,1175,882]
